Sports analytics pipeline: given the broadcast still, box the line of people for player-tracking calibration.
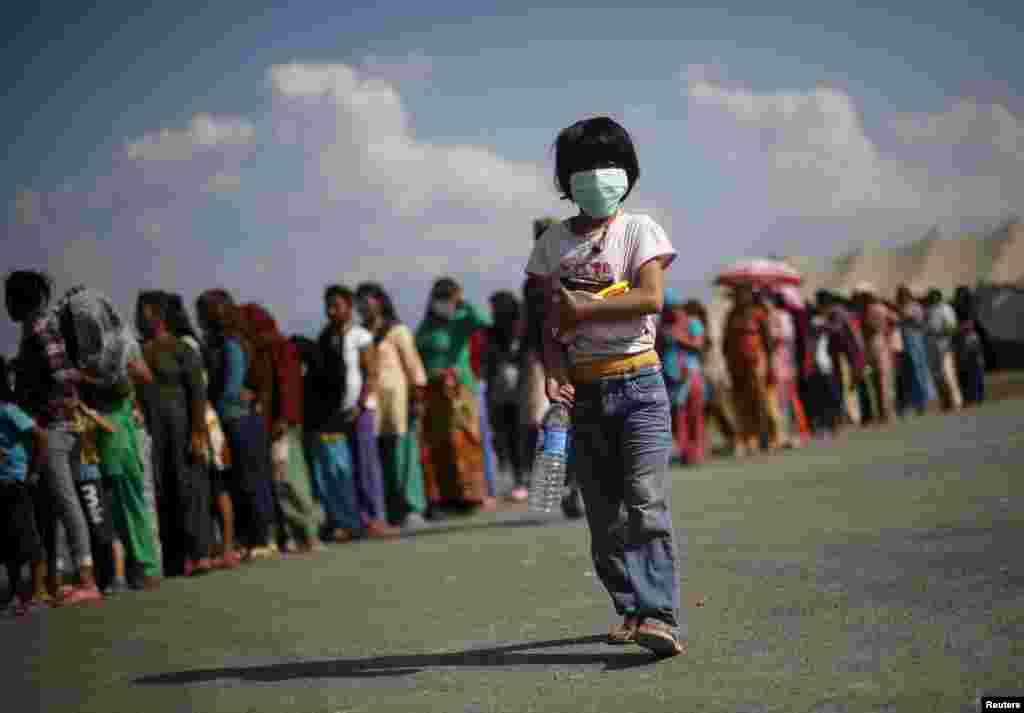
[1,270,556,616]
[1,262,989,616]
[656,281,988,463]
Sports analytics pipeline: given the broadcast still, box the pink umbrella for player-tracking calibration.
[714,258,803,288]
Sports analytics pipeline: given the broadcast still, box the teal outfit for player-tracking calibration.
[94,394,161,578]
[415,303,491,391]
[0,403,36,483]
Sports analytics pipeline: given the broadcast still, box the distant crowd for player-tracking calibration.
[661,279,987,465]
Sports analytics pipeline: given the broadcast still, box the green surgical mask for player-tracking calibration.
[569,168,629,218]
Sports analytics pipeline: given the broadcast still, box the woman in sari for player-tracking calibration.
[415,278,492,513]
[722,285,782,455]
[355,283,430,528]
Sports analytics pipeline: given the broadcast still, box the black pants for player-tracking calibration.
[31,478,115,589]
[223,413,273,549]
[75,479,116,589]
[801,372,842,433]
[2,482,45,600]
[488,401,525,486]
[151,392,212,574]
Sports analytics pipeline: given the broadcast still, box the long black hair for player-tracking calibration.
[355,282,400,343]
[135,290,170,338]
[423,277,461,323]
[488,290,521,352]
[164,292,201,343]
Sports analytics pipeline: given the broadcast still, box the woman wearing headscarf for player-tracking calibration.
[196,290,274,560]
[241,303,320,555]
[415,277,492,512]
[355,283,430,528]
[135,291,213,576]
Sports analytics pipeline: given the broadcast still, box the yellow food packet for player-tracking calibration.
[596,281,630,298]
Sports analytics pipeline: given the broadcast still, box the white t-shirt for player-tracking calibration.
[325,325,375,411]
[525,212,676,363]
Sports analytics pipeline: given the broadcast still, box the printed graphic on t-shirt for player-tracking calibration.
[526,213,676,360]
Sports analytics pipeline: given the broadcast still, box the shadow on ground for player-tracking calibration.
[134,635,659,685]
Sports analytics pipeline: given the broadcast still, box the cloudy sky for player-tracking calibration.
[4,1,1023,352]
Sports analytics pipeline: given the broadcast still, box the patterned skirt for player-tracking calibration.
[419,370,487,505]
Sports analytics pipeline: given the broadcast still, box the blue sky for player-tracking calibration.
[4,1,1024,352]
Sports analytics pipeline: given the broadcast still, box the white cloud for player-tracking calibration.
[889,99,1024,169]
[686,75,1024,241]
[263,62,561,309]
[125,114,256,161]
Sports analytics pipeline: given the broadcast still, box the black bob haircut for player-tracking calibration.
[553,116,640,204]
[430,278,461,301]
[324,284,354,304]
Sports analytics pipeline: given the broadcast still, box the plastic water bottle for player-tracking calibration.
[528,402,571,513]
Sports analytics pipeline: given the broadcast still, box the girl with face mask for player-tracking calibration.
[415,278,493,516]
[525,117,685,657]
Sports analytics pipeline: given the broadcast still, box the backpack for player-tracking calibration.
[54,286,140,390]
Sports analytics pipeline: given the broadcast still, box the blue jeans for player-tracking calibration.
[569,365,683,635]
[309,435,360,532]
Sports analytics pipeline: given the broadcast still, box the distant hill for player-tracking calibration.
[788,219,1024,297]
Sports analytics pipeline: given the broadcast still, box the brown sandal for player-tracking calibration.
[635,620,687,657]
[606,616,640,645]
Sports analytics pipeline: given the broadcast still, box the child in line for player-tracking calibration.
[1,357,50,616]
[73,400,128,594]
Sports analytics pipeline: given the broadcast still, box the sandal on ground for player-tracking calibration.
[59,586,103,606]
[635,620,687,658]
[331,529,355,543]
[606,616,640,645]
[219,550,242,569]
